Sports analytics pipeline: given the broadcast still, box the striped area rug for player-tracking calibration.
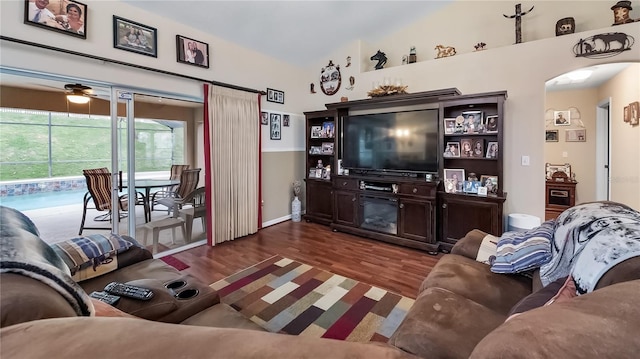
[210,255,414,342]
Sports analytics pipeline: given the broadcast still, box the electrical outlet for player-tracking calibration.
[562,151,568,158]
[521,155,530,166]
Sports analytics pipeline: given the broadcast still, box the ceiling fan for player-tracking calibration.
[64,83,95,104]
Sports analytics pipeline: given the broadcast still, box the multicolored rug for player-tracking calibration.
[210,255,414,342]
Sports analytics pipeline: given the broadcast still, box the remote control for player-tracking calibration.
[104,282,154,301]
[90,291,121,306]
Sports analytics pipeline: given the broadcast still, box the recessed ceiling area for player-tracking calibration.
[545,63,631,92]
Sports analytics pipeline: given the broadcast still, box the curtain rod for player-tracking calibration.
[1,36,265,95]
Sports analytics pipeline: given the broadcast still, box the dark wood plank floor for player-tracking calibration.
[172,220,442,298]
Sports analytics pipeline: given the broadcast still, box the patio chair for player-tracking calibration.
[79,172,149,234]
[151,168,201,216]
[149,164,190,200]
[177,187,207,241]
[79,172,127,235]
[81,167,109,221]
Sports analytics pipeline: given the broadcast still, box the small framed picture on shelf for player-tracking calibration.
[554,110,570,126]
[484,115,498,133]
[310,125,322,138]
[480,175,498,195]
[321,142,334,154]
[462,111,483,133]
[309,169,317,178]
[463,180,480,194]
[460,139,473,157]
[443,142,460,158]
[477,186,488,196]
[472,139,484,158]
[443,168,465,194]
[565,128,586,142]
[444,118,456,134]
[322,121,335,138]
[545,130,559,142]
[315,168,323,178]
[486,141,498,159]
[309,146,322,155]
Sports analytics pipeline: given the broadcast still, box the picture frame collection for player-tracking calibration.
[262,112,293,140]
[443,111,498,135]
[310,121,334,139]
[23,1,211,66]
[623,101,639,126]
[546,109,587,142]
[267,88,285,104]
[443,168,499,196]
[444,139,498,159]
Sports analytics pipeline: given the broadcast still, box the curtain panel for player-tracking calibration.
[204,85,260,245]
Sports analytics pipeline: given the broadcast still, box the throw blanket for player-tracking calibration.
[0,206,94,316]
[539,202,640,294]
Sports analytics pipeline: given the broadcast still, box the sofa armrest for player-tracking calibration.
[450,229,491,259]
[470,280,640,359]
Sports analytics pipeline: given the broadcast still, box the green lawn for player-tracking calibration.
[0,111,184,181]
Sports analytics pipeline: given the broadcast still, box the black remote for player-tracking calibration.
[90,291,121,306]
[104,282,154,301]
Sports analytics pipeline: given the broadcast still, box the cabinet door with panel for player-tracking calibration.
[438,193,505,252]
[305,180,333,225]
[333,190,358,227]
[399,198,435,243]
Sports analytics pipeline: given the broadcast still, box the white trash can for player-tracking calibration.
[508,213,541,232]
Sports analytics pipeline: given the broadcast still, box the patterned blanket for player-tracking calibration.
[0,206,94,316]
[539,202,640,294]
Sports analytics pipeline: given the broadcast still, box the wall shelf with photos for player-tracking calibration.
[437,91,507,250]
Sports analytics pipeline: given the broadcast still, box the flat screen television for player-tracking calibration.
[342,109,439,174]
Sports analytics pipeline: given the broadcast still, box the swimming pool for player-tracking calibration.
[0,190,87,211]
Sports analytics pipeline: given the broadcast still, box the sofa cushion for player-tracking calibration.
[51,233,134,281]
[389,287,506,359]
[0,317,417,359]
[470,280,640,359]
[0,273,78,328]
[506,276,577,320]
[490,220,554,274]
[420,254,532,315]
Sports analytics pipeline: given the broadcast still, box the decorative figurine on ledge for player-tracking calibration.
[370,50,387,70]
[409,46,417,63]
[435,45,456,58]
[611,1,635,25]
[473,42,487,51]
[556,17,576,36]
[503,3,535,44]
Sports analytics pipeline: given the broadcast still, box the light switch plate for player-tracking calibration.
[521,155,530,166]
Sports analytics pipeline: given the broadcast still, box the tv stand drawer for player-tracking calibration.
[335,178,359,190]
[398,183,435,197]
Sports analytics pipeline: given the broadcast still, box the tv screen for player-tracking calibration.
[342,109,439,173]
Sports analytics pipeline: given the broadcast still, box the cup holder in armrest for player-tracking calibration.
[175,288,199,300]
[165,280,187,290]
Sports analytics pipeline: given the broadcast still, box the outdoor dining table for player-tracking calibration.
[122,179,180,222]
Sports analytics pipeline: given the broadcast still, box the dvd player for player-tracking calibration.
[364,184,392,192]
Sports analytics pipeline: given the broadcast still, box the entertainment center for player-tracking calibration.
[304,88,507,253]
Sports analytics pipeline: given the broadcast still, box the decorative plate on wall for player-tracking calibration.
[320,60,341,96]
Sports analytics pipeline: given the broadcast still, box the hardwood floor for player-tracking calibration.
[172,220,443,298]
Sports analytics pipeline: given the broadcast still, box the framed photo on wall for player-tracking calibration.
[565,128,586,142]
[554,110,570,126]
[267,88,284,104]
[24,0,87,39]
[113,16,157,57]
[176,35,209,68]
[631,101,640,126]
[270,113,281,140]
[260,111,268,125]
[545,130,559,142]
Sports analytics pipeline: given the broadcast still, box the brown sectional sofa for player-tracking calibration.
[2,206,640,358]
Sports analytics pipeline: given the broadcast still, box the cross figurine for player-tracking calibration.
[503,3,535,44]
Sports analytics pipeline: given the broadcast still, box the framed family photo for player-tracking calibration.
[113,16,157,57]
[283,114,290,127]
[270,113,282,140]
[545,130,559,142]
[260,111,268,125]
[267,88,284,104]
[24,0,87,39]
[176,35,209,68]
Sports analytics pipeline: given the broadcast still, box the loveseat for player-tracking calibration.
[390,201,640,358]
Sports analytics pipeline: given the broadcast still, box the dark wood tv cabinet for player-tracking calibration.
[330,175,439,254]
